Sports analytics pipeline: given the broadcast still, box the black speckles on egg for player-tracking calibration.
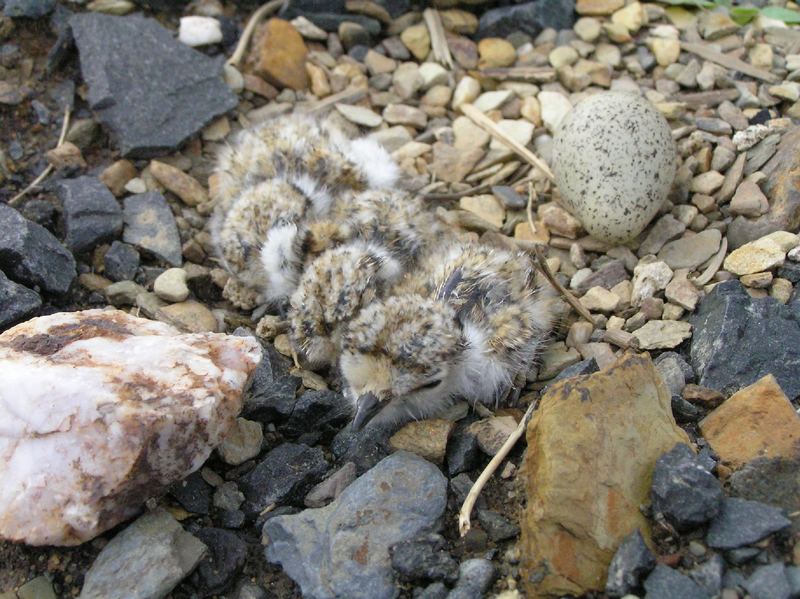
[552,91,677,244]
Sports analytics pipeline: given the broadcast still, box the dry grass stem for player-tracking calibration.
[423,9,454,69]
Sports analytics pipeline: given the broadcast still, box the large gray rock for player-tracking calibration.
[4,0,54,18]
[263,451,447,599]
[69,13,237,158]
[79,509,207,599]
[478,0,575,39]
[690,280,800,398]
[122,192,183,266]
[0,204,76,294]
[56,176,123,253]
[0,271,41,330]
[706,497,791,549]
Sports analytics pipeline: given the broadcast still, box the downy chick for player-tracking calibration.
[339,241,560,430]
[287,191,455,367]
[210,112,400,303]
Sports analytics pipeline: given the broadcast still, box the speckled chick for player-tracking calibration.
[552,91,677,243]
[210,112,401,303]
[339,241,560,430]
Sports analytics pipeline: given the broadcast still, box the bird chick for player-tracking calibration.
[288,240,403,369]
[339,241,560,430]
[210,112,402,303]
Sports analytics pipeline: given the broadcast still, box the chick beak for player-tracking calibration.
[352,392,381,431]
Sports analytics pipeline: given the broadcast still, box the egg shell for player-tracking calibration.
[552,91,677,243]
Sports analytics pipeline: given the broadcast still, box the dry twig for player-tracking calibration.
[681,42,778,83]
[461,104,555,183]
[458,398,538,536]
[227,0,287,68]
[9,105,72,207]
[422,8,453,69]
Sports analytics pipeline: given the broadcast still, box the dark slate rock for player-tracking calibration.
[726,547,761,565]
[56,176,123,253]
[104,240,140,282]
[241,340,301,422]
[240,443,329,516]
[217,509,245,529]
[654,351,693,396]
[414,583,448,599]
[445,419,481,477]
[575,260,629,293]
[331,422,392,474]
[722,569,748,589]
[671,394,701,423]
[786,566,800,597]
[706,498,791,549]
[688,554,725,597]
[478,0,575,38]
[778,261,800,283]
[447,559,496,599]
[390,533,459,583]
[689,280,800,398]
[491,185,526,210]
[376,0,409,18]
[450,473,486,511]
[69,13,237,158]
[605,529,656,598]
[122,192,182,266]
[643,565,708,599]
[263,452,447,599]
[476,510,519,542]
[284,390,350,441]
[0,271,41,330]
[170,471,212,515]
[194,528,248,595]
[552,357,599,382]
[728,457,800,531]
[745,563,792,599]
[280,0,344,12]
[20,199,57,230]
[4,0,54,18]
[651,443,723,531]
[0,204,76,294]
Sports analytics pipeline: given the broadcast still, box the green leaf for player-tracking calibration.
[759,6,800,22]
[729,6,759,23]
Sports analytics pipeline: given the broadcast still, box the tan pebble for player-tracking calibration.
[149,160,208,206]
[100,159,137,197]
[770,277,793,304]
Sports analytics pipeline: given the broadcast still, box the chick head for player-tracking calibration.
[340,295,466,430]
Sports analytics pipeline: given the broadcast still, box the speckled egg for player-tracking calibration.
[552,92,677,243]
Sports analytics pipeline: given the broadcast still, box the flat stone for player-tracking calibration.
[69,13,237,157]
[468,416,517,456]
[643,565,707,599]
[633,320,692,350]
[304,462,357,508]
[728,457,800,527]
[690,280,800,397]
[153,267,189,303]
[157,300,217,333]
[79,509,207,599]
[538,90,572,132]
[389,419,454,464]
[0,272,41,330]
[478,0,575,37]
[335,103,382,127]
[263,452,447,599]
[657,229,721,270]
[459,195,504,228]
[4,0,55,18]
[431,142,483,183]
[283,390,351,442]
[17,576,57,599]
[520,353,689,597]
[149,160,208,207]
[123,192,183,266]
[383,103,427,129]
[0,204,76,295]
[699,374,800,469]
[452,75,480,110]
[604,529,656,597]
[650,443,723,531]
[217,417,263,466]
[724,231,798,275]
[580,286,620,313]
[252,18,308,90]
[706,497,791,549]
[104,240,139,282]
[472,90,513,113]
[239,443,329,516]
[745,563,792,599]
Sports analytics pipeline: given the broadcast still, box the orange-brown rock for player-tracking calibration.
[521,352,689,598]
[699,374,800,469]
[389,419,454,464]
[250,18,308,91]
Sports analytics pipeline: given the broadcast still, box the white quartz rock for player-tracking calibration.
[178,16,223,47]
[553,91,677,243]
[0,309,261,546]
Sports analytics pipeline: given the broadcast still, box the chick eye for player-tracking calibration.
[417,379,442,391]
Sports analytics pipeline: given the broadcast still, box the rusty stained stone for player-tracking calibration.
[699,374,800,469]
[250,18,308,91]
[520,352,689,598]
